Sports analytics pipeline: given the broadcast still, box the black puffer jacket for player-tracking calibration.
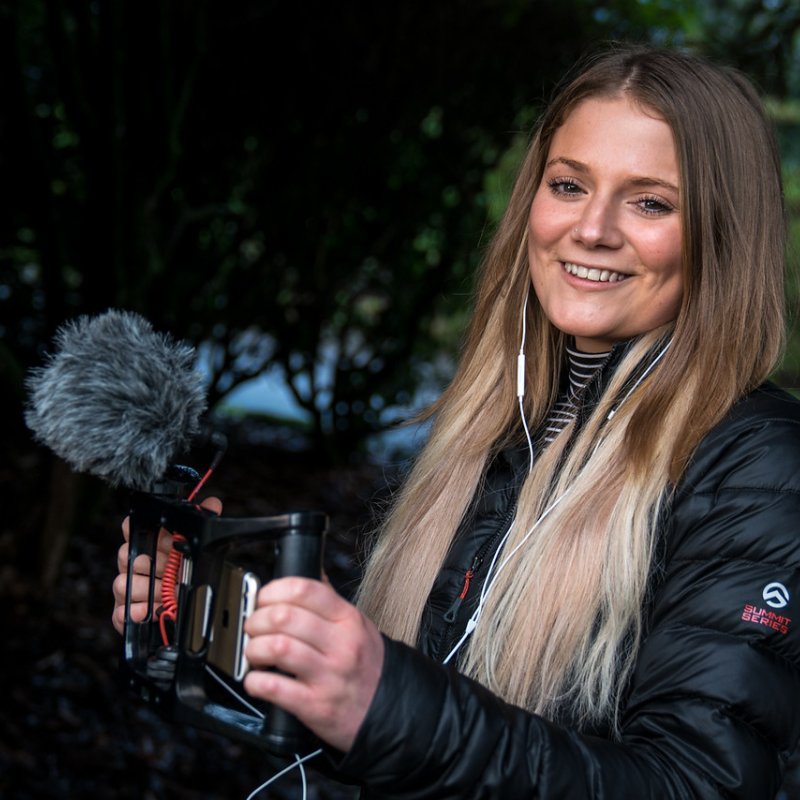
[333,370,800,798]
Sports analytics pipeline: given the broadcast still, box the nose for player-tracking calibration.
[571,196,623,249]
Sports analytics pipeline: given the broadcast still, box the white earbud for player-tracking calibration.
[517,290,534,473]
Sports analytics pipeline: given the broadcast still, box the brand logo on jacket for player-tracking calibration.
[763,582,790,609]
[741,604,791,635]
[739,584,792,635]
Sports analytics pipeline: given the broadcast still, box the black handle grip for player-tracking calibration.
[263,523,325,752]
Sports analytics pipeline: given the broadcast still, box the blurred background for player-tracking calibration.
[2,1,799,797]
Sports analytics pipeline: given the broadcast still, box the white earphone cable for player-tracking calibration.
[444,335,673,665]
[244,749,323,800]
[518,291,534,474]
[442,488,570,665]
[202,665,322,800]
[606,338,671,420]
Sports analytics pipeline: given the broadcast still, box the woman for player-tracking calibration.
[115,45,800,797]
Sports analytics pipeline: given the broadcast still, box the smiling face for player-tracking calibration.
[528,94,684,352]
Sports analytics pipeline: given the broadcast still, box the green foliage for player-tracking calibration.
[1,0,645,459]
[778,160,800,388]
[686,0,800,96]
[4,0,800,459]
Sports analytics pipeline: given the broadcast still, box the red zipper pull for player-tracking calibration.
[443,565,475,623]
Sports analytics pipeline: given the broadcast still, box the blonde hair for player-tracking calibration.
[358,45,786,729]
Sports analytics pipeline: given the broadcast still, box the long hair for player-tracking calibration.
[358,45,786,729]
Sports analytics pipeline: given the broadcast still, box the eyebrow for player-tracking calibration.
[545,157,679,194]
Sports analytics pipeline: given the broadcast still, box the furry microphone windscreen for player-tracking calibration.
[25,310,208,491]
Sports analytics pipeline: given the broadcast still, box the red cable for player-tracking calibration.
[158,455,223,644]
[187,468,213,503]
[159,533,186,645]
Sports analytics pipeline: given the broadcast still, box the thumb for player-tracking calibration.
[199,496,223,516]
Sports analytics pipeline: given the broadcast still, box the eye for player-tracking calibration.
[546,177,585,197]
[636,195,676,216]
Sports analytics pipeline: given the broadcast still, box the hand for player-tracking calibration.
[243,577,384,753]
[111,496,223,634]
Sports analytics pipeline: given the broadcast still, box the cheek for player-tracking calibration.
[663,277,685,318]
[527,204,548,287]
[647,246,684,322]
[528,193,567,295]
[639,220,682,273]
[528,192,558,251]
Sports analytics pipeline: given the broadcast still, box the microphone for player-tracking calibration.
[24,309,208,491]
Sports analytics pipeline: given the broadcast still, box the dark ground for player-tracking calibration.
[2,422,800,799]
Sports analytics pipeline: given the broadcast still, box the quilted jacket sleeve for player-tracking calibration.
[332,390,800,799]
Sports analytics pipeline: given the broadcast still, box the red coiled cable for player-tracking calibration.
[157,453,224,645]
[159,533,186,645]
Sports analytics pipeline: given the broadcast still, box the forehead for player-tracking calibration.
[546,95,679,186]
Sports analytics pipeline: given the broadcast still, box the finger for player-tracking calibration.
[113,572,161,607]
[112,605,124,634]
[120,516,174,549]
[242,650,381,753]
[119,525,174,559]
[243,669,314,720]
[245,631,327,679]
[255,577,348,622]
[112,599,153,632]
[245,602,336,656]
[116,546,171,580]
[116,542,128,574]
[117,544,146,575]
[120,494,219,546]
[198,496,223,515]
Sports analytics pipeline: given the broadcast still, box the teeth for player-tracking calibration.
[563,262,628,283]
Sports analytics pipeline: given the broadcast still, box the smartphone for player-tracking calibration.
[206,562,261,681]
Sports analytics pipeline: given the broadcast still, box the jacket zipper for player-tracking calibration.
[437,499,518,660]
[435,342,633,662]
[443,557,479,623]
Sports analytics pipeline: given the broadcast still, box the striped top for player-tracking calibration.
[539,344,610,445]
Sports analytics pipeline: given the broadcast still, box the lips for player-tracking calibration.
[562,261,629,283]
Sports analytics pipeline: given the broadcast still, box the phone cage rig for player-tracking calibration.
[121,473,327,755]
